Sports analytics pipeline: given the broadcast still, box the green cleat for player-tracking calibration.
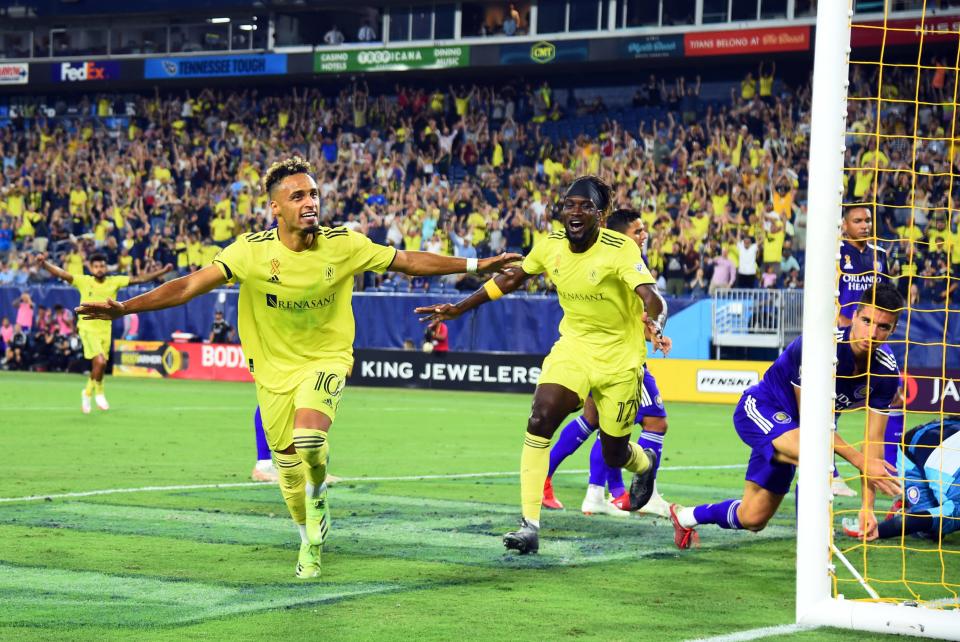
[305,487,330,546]
[295,541,322,579]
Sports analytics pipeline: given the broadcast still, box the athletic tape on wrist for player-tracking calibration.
[483,279,504,301]
[466,257,479,273]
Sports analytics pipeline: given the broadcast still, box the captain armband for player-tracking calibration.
[483,279,504,301]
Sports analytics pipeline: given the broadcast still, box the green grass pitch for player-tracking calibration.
[0,371,951,641]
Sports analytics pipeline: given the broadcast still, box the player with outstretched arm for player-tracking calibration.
[76,157,520,578]
[416,176,668,554]
[37,252,171,413]
[543,209,675,518]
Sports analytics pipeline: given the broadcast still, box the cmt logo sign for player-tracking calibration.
[55,61,120,82]
[530,41,556,63]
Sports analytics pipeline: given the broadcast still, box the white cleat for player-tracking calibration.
[251,461,280,483]
[831,477,857,497]
[581,485,630,518]
[94,394,110,411]
[81,390,91,415]
[636,486,673,519]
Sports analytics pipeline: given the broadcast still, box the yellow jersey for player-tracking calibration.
[521,229,655,373]
[690,213,710,240]
[214,198,233,219]
[763,229,786,263]
[211,217,236,242]
[467,211,487,244]
[214,227,397,391]
[6,194,24,218]
[69,189,87,216]
[201,244,220,266]
[759,74,774,97]
[65,252,85,276]
[73,274,130,333]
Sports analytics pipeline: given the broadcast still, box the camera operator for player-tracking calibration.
[6,323,30,370]
[208,310,235,344]
[423,318,449,353]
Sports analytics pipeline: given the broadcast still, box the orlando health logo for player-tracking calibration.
[56,61,120,82]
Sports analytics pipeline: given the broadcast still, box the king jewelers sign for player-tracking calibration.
[315,46,469,73]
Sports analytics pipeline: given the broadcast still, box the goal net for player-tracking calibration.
[798,1,960,638]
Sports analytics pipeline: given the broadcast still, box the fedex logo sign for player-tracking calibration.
[55,61,120,82]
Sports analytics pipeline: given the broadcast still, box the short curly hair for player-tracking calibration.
[263,157,314,196]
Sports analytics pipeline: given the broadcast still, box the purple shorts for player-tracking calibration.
[635,367,667,421]
[733,392,800,495]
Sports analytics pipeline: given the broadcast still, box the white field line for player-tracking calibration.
[688,623,818,642]
[0,463,745,504]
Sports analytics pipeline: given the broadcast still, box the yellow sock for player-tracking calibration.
[623,442,651,475]
[520,433,551,525]
[292,428,329,494]
[94,380,104,395]
[273,451,306,524]
[84,379,95,395]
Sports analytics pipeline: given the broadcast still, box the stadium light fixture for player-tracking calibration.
[238,24,257,31]
[208,17,231,24]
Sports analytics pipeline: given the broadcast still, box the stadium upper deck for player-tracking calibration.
[0,1,940,62]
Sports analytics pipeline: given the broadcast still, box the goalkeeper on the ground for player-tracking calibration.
[846,416,960,541]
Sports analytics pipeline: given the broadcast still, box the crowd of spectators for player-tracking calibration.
[1,292,84,372]
[1,55,951,306]
[844,56,960,305]
[0,64,820,301]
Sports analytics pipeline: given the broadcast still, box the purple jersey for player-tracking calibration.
[747,326,899,419]
[838,240,888,321]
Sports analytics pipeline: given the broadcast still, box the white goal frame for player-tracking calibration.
[797,2,960,639]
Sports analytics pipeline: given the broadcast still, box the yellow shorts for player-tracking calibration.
[255,362,349,451]
[538,348,642,438]
[79,327,111,360]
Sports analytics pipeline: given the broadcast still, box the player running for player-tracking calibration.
[36,252,171,413]
[844,416,960,541]
[76,157,520,578]
[416,176,668,554]
[670,283,904,549]
[543,209,673,518]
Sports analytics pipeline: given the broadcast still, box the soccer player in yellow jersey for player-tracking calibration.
[37,252,171,413]
[76,157,520,578]
[417,176,668,554]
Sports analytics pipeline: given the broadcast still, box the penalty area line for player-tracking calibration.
[0,464,745,504]
[689,623,818,642]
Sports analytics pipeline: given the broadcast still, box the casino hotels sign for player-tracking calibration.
[314,46,468,73]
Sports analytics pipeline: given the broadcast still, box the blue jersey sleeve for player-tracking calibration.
[785,335,803,387]
[868,347,899,410]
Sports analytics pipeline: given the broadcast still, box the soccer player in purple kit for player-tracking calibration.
[834,204,892,496]
[837,205,888,326]
[542,209,674,518]
[670,283,904,549]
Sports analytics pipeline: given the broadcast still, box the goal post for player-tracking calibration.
[795,0,848,626]
[797,2,960,638]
